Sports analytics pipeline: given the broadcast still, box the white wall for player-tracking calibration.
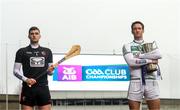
[0,0,2,94]
[0,0,180,98]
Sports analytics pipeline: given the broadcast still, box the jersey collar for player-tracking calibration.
[29,44,40,49]
[133,40,144,44]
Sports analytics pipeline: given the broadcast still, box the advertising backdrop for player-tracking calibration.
[48,54,130,91]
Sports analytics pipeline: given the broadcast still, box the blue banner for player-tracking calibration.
[82,65,130,81]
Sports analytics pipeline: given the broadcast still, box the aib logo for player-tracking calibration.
[58,65,82,81]
[62,67,76,80]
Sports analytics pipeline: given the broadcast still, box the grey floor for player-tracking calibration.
[52,105,180,110]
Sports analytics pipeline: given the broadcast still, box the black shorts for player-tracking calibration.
[20,84,51,106]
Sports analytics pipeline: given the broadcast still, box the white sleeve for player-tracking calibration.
[122,43,152,67]
[13,62,27,82]
[139,49,162,59]
[124,53,152,67]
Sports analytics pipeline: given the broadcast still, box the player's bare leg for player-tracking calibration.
[22,105,33,110]
[147,99,160,110]
[128,99,141,110]
[38,104,51,110]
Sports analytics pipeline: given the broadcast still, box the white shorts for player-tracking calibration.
[127,79,160,102]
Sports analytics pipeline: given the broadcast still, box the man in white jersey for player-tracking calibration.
[122,21,162,110]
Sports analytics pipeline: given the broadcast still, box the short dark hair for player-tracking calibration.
[28,26,40,34]
[131,21,144,30]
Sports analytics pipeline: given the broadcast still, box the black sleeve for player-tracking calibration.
[48,49,53,63]
[15,49,23,63]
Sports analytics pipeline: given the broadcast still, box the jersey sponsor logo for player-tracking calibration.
[131,46,141,51]
[30,57,45,67]
[131,45,142,56]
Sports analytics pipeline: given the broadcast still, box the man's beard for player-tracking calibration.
[31,40,39,44]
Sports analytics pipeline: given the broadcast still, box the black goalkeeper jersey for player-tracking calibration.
[15,45,53,85]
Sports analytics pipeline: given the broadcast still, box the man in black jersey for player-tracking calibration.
[13,26,54,110]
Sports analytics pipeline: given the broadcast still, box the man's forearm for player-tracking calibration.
[139,49,162,59]
[124,53,153,67]
[13,63,27,82]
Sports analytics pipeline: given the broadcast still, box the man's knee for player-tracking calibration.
[128,99,141,110]
[147,99,160,110]
[38,104,51,110]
